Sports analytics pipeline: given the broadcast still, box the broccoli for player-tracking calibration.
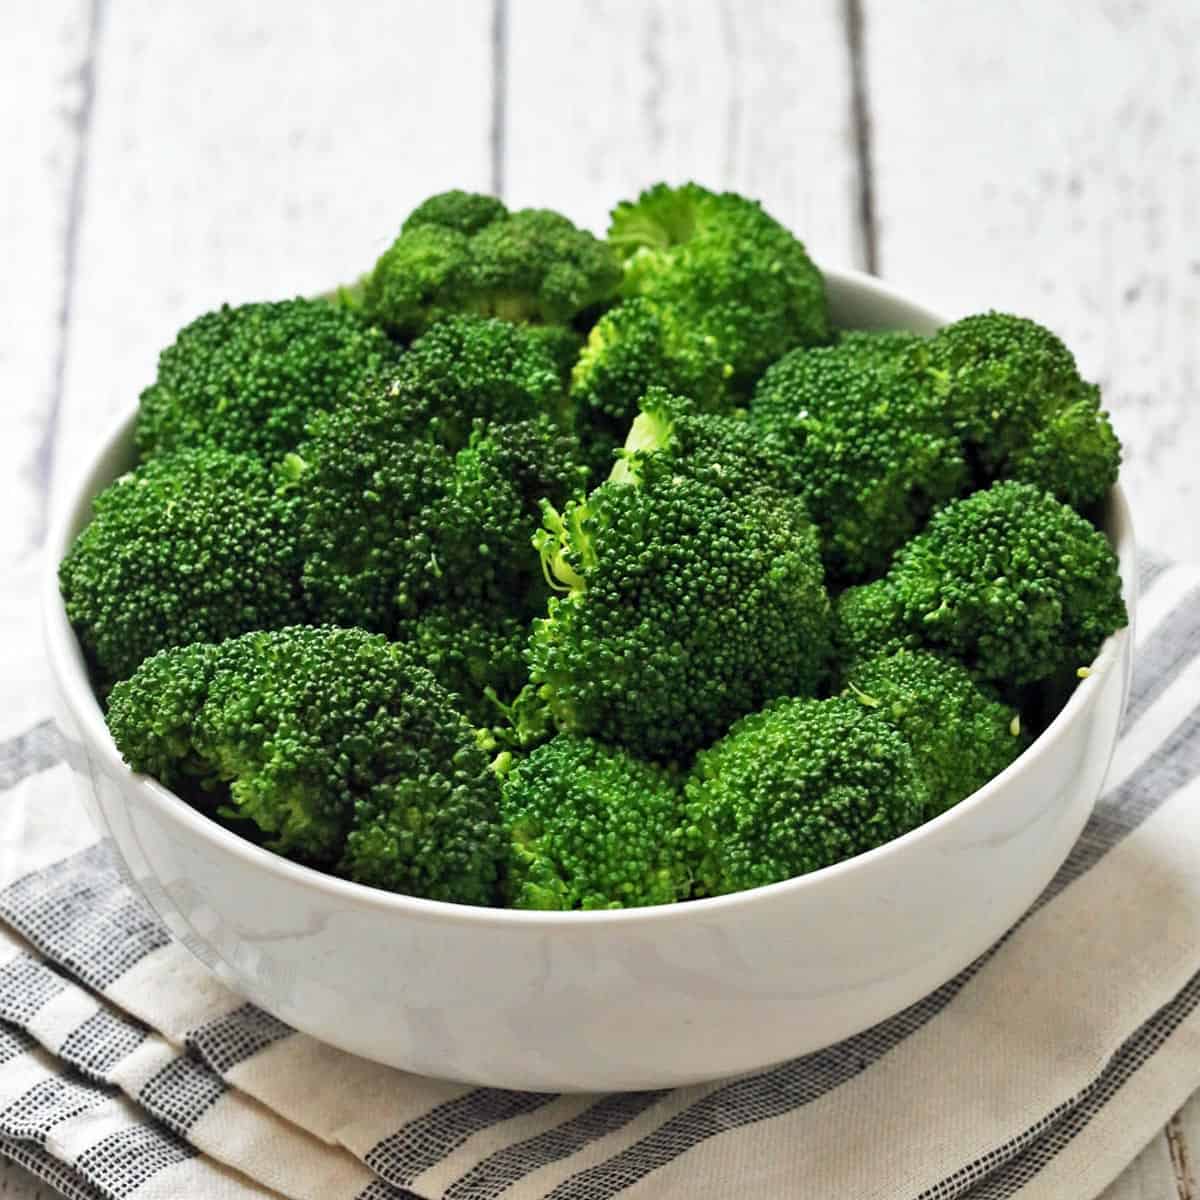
[290,321,583,633]
[500,735,689,909]
[134,299,398,461]
[570,298,733,458]
[377,315,570,450]
[363,192,621,338]
[527,415,830,762]
[526,322,586,389]
[607,182,830,392]
[911,312,1120,509]
[106,627,504,905]
[59,449,305,688]
[833,578,913,671]
[842,481,1127,686]
[844,650,1029,817]
[751,332,969,581]
[683,696,928,895]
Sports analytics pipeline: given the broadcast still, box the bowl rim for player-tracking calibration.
[42,265,1137,930]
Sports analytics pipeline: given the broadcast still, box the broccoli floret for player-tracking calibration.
[527,419,830,762]
[290,400,452,633]
[405,605,529,730]
[526,323,586,389]
[611,387,792,499]
[875,481,1127,685]
[364,193,621,338]
[913,312,1120,509]
[844,650,1029,817]
[499,735,689,909]
[683,696,928,895]
[570,298,734,451]
[383,315,569,450]
[59,449,304,688]
[607,182,830,392]
[134,299,398,461]
[434,417,590,612]
[832,578,913,671]
[106,627,504,904]
[751,333,970,581]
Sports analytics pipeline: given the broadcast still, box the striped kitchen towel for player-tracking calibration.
[2,551,1200,1200]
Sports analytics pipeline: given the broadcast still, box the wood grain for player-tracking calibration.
[864,0,1200,562]
[504,0,863,267]
[48,0,495,529]
[0,0,94,563]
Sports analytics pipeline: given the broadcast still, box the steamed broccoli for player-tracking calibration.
[910,312,1120,509]
[570,298,733,460]
[837,481,1127,686]
[381,315,570,449]
[59,449,305,688]
[751,332,969,580]
[527,414,830,762]
[607,182,830,392]
[500,735,689,909]
[134,299,398,461]
[844,650,1029,817]
[683,696,927,895]
[363,192,621,338]
[106,627,504,904]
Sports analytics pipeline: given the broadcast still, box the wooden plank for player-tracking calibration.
[504,0,862,267]
[0,0,94,561]
[50,0,495,522]
[1102,1130,1181,1200]
[865,0,1200,562]
[0,1159,50,1200]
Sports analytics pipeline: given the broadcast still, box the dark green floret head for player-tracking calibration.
[500,735,690,910]
[683,696,928,896]
[106,627,504,905]
[751,333,970,581]
[570,298,735,446]
[58,448,305,689]
[134,298,398,461]
[883,480,1127,685]
[608,182,830,391]
[913,311,1120,509]
[382,315,569,449]
[527,423,831,761]
[364,194,621,338]
[844,649,1029,818]
[289,395,453,633]
[833,578,913,673]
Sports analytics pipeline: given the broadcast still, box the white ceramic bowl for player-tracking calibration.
[43,269,1136,1092]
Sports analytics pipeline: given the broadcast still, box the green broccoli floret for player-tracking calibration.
[832,578,913,671]
[570,298,733,454]
[290,401,452,633]
[499,735,689,910]
[526,323,586,389]
[683,696,928,895]
[912,312,1120,509]
[382,315,569,450]
[868,481,1127,686]
[844,650,1029,817]
[106,627,504,904]
[134,299,398,461]
[527,419,830,762]
[363,193,621,338]
[59,449,304,688]
[434,417,590,611]
[607,182,830,392]
[751,333,969,581]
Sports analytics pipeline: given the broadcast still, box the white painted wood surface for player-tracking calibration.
[2,1,1198,1196]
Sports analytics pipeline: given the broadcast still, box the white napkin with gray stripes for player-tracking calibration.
[3,551,1200,1200]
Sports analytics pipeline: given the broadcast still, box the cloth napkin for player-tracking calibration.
[3,550,1200,1200]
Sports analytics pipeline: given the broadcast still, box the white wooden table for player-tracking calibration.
[2,3,1197,1196]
